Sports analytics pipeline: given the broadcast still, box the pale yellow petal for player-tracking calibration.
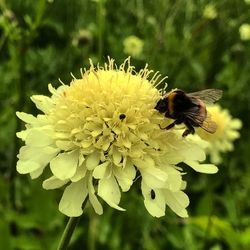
[50,150,79,180]
[113,161,136,191]
[113,149,122,165]
[56,140,76,151]
[16,112,37,124]
[161,166,182,191]
[30,95,54,114]
[30,167,44,179]
[132,155,155,169]
[59,180,88,217]
[86,151,100,170]
[43,176,69,190]
[16,130,28,141]
[182,143,206,162]
[98,176,125,211]
[17,161,41,174]
[141,167,168,189]
[141,181,165,218]
[164,190,189,218]
[18,145,59,169]
[25,128,54,147]
[185,160,218,174]
[71,162,87,182]
[88,176,103,215]
[92,161,110,179]
[114,174,133,192]
[17,145,59,175]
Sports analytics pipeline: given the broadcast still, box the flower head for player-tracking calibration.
[16,58,217,218]
[203,4,218,20]
[196,104,242,164]
[239,23,250,41]
[123,36,144,59]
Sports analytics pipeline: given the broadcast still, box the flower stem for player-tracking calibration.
[10,37,27,210]
[57,198,88,250]
[97,0,105,62]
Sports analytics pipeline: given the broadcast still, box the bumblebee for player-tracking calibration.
[155,89,223,137]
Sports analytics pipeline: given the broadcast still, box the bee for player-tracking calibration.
[155,89,223,137]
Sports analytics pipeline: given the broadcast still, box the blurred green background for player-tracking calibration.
[0,0,250,249]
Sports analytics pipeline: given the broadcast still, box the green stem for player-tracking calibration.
[97,0,104,62]
[57,217,79,250]
[201,180,214,250]
[10,38,27,210]
[88,211,98,250]
[57,198,88,250]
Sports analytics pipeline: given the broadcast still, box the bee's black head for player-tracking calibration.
[155,98,168,113]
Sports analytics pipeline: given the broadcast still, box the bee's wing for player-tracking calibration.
[200,113,217,133]
[187,89,223,105]
[182,106,204,124]
[183,108,217,134]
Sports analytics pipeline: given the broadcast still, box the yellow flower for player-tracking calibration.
[239,23,250,41]
[16,58,217,218]
[123,36,144,58]
[203,4,218,20]
[196,105,242,164]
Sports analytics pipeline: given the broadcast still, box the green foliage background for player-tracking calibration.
[0,0,250,249]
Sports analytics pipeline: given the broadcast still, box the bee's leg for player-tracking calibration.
[182,129,191,137]
[182,120,195,137]
[165,122,175,130]
[165,118,183,130]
